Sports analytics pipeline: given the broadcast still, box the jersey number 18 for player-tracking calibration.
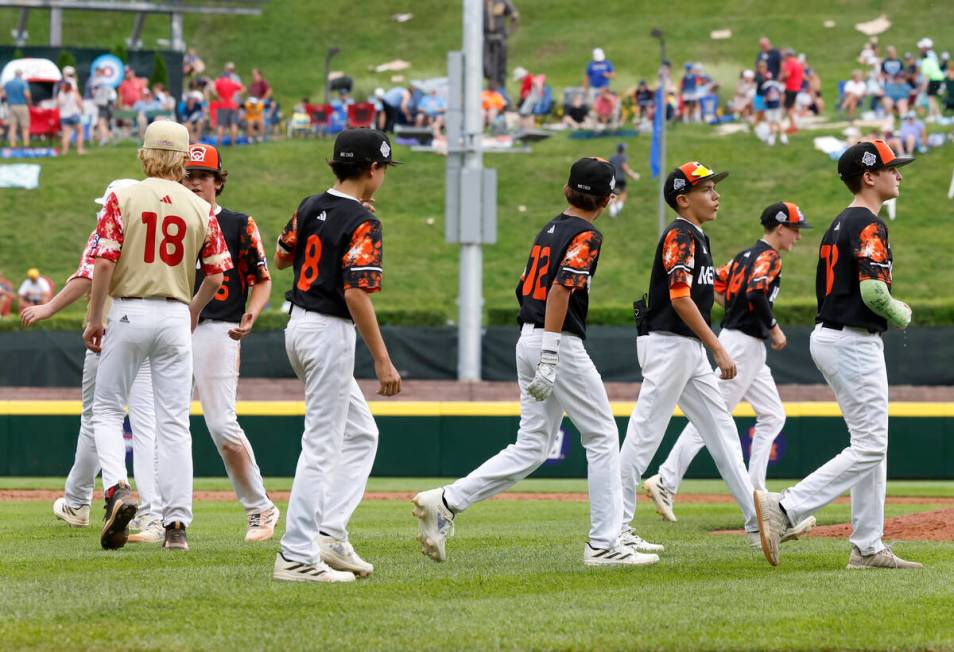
[141,212,186,266]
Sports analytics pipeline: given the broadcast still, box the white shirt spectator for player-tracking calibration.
[844,78,867,98]
[18,277,50,303]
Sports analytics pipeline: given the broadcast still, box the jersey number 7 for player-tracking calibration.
[820,244,839,296]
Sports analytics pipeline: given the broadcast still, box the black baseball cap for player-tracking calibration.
[759,201,812,228]
[567,157,616,196]
[837,139,912,181]
[330,128,401,165]
[664,161,728,209]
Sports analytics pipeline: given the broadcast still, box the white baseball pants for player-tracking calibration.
[658,328,786,493]
[92,298,194,527]
[443,324,623,549]
[64,349,162,520]
[193,320,273,515]
[780,324,889,555]
[620,332,758,532]
[280,309,379,565]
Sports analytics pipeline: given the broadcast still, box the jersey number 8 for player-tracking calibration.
[296,234,323,292]
[141,212,186,266]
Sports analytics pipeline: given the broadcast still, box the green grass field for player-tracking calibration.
[2,477,953,650]
[1,1,953,325]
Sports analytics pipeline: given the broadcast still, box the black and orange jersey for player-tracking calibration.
[516,214,602,339]
[646,218,715,338]
[717,240,782,339]
[277,190,382,320]
[816,206,892,333]
[195,208,270,323]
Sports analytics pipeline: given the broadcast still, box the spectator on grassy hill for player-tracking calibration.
[3,68,31,148]
[731,69,756,119]
[56,80,85,155]
[918,38,944,121]
[132,88,165,139]
[800,58,824,115]
[753,60,769,124]
[562,92,589,129]
[91,66,116,146]
[183,48,206,78]
[56,65,78,98]
[633,79,655,124]
[583,48,615,101]
[214,62,245,146]
[898,111,927,154]
[881,46,910,117]
[755,36,781,80]
[514,67,546,128]
[118,66,146,109]
[842,70,867,119]
[780,49,803,132]
[593,87,618,128]
[680,63,702,123]
[943,66,954,113]
[858,37,880,70]
[374,86,412,132]
[481,83,506,129]
[181,86,206,142]
[483,0,519,88]
[246,68,272,141]
[17,268,51,313]
[416,88,446,133]
[760,73,785,145]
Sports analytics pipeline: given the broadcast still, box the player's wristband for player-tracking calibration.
[541,330,561,354]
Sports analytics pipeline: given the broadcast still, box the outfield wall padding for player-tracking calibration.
[3,326,954,386]
[2,413,952,479]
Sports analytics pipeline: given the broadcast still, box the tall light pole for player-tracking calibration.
[651,28,668,238]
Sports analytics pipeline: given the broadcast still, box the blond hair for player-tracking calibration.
[138,148,187,181]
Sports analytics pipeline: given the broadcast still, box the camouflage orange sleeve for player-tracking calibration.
[69,229,100,283]
[713,259,732,295]
[93,193,124,262]
[200,211,233,275]
[342,220,383,293]
[239,216,270,287]
[276,211,298,263]
[855,222,891,284]
[747,249,782,293]
[662,227,695,297]
[556,231,602,290]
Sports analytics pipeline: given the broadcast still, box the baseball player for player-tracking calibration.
[413,157,660,568]
[21,179,164,542]
[754,140,922,569]
[272,128,401,583]
[183,144,279,542]
[644,201,813,531]
[618,162,814,550]
[84,121,232,551]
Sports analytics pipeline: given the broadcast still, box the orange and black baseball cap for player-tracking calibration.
[664,161,729,209]
[837,139,913,181]
[186,143,222,173]
[759,201,812,229]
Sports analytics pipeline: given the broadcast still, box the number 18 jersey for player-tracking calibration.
[277,190,383,319]
[515,213,602,339]
[95,177,232,304]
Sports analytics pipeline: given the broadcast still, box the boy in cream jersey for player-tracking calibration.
[84,120,232,552]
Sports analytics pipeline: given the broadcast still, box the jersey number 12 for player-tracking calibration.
[521,245,551,300]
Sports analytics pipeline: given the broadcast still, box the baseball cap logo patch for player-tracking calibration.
[190,148,205,161]
[673,178,686,191]
[690,163,713,178]
[862,151,877,167]
[609,176,616,190]
[380,141,391,158]
[775,210,787,223]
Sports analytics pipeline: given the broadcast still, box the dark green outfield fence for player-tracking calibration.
[3,410,953,479]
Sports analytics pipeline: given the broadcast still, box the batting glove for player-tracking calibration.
[527,350,559,401]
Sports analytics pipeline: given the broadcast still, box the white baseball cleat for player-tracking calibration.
[846,545,923,570]
[644,474,677,522]
[272,552,355,583]
[245,506,280,542]
[319,536,374,577]
[583,542,659,567]
[753,490,790,566]
[127,518,164,543]
[747,515,815,550]
[620,529,665,553]
[52,497,90,527]
[411,488,455,562]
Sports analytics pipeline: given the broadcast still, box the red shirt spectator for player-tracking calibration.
[214,75,243,110]
[118,68,147,108]
[782,55,804,92]
[249,68,271,100]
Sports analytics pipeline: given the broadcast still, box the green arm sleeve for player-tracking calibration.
[860,279,911,329]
